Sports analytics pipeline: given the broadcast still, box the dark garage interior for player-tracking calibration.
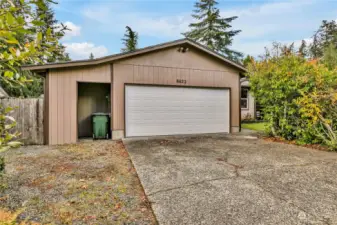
[77,82,111,138]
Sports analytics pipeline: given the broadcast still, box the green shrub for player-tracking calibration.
[247,47,337,150]
[0,106,22,174]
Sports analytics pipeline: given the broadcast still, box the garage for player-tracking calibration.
[24,39,246,145]
[125,85,230,137]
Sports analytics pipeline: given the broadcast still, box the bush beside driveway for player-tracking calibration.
[0,141,156,224]
[124,134,337,225]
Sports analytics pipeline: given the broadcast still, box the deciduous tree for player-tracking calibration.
[0,0,64,168]
[1,0,70,98]
[322,42,337,70]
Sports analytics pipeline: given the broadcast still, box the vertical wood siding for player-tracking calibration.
[0,98,44,145]
[48,64,111,145]
[113,47,240,132]
[47,46,241,144]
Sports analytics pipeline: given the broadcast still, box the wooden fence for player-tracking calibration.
[0,98,44,145]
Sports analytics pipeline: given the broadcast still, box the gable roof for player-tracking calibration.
[22,38,246,72]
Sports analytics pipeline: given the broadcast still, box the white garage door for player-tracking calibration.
[125,85,230,137]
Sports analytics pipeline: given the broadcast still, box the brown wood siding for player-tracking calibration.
[116,46,239,72]
[48,64,111,145]
[113,46,240,132]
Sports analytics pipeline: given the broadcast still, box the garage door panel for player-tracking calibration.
[125,85,230,137]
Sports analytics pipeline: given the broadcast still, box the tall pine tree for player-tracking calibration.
[35,0,71,63]
[121,26,138,52]
[298,40,308,57]
[183,0,242,61]
[309,34,322,59]
[309,20,337,59]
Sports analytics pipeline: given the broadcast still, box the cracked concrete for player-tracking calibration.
[123,134,337,225]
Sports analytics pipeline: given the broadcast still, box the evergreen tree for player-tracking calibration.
[183,0,242,61]
[121,26,138,52]
[242,55,253,67]
[309,34,322,59]
[316,20,337,49]
[89,53,94,59]
[309,20,337,59]
[34,0,71,63]
[298,40,308,57]
[63,53,71,61]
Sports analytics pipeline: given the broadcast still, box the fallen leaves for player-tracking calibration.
[0,208,41,225]
[263,137,329,151]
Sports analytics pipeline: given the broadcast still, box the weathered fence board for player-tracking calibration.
[0,98,44,145]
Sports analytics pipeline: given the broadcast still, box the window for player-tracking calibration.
[241,88,249,109]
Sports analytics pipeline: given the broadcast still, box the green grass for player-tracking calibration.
[241,122,266,131]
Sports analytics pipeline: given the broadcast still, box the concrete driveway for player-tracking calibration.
[123,134,337,225]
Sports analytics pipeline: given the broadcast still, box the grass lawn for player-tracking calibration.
[241,122,266,131]
[0,141,156,224]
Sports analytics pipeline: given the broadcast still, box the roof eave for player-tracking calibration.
[22,38,247,73]
[22,39,188,71]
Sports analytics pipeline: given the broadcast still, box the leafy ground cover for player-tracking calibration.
[0,141,156,224]
[241,122,266,131]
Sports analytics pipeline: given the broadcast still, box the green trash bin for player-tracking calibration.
[92,113,110,139]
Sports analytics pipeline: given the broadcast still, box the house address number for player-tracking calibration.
[176,79,187,84]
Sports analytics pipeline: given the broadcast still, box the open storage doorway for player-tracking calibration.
[77,82,111,139]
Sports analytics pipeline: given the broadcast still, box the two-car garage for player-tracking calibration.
[125,85,230,137]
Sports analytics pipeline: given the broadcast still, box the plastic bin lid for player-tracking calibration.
[92,112,111,116]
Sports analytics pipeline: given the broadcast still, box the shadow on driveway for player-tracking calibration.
[123,134,337,225]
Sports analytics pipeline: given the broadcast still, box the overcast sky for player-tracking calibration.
[54,0,337,60]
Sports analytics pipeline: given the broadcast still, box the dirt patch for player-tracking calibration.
[263,137,330,151]
[0,141,156,224]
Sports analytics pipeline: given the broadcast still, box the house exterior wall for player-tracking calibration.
[112,46,240,139]
[241,91,255,120]
[47,64,111,145]
[46,46,242,145]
